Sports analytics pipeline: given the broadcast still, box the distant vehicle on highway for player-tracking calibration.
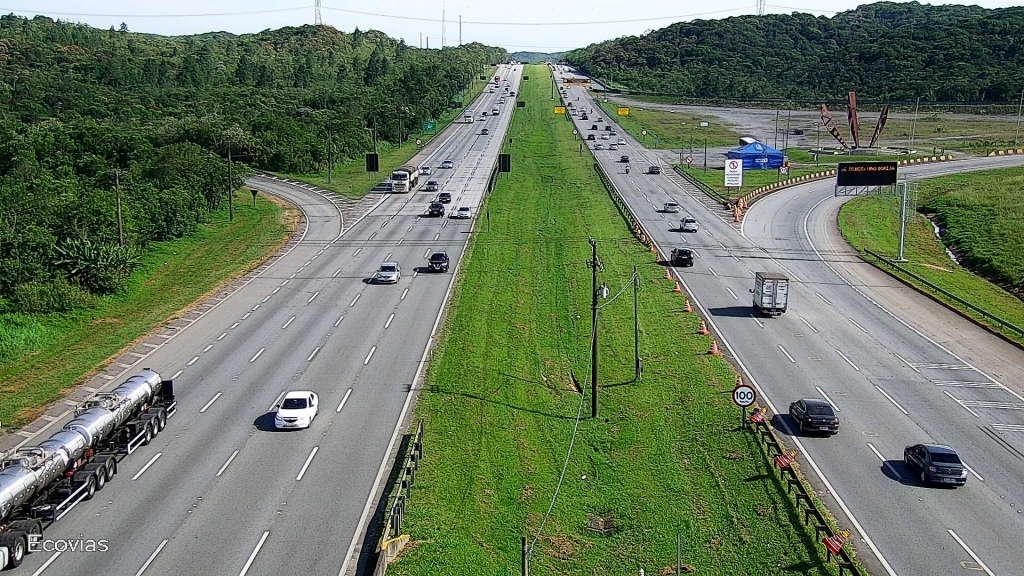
[587,134,596,141]
[752,272,789,316]
[601,134,610,140]
[428,202,445,217]
[597,118,603,122]
[604,125,612,132]
[670,248,693,267]
[428,251,450,273]
[481,128,489,135]
[375,262,401,283]
[904,444,968,486]
[610,131,618,136]
[620,155,630,163]
[617,138,627,145]
[420,166,432,175]
[594,143,605,150]
[580,114,588,120]
[788,399,839,435]
[590,124,598,130]
[647,165,661,175]
[275,391,319,430]
[451,206,472,219]
[609,144,619,150]
[423,180,439,192]
[441,160,454,169]
[438,192,452,203]
[680,216,698,232]
[663,202,681,213]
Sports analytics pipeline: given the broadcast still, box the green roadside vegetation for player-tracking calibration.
[838,167,1024,346]
[281,74,494,199]
[389,65,842,576]
[0,190,293,428]
[593,98,738,149]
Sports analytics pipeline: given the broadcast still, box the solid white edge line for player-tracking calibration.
[875,385,909,415]
[238,531,270,576]
[947,530,995,576]
[171,370,183,380]
[133,539,168,576]
[296,446,319,481]
[942,390,981,418]
[836,349,860,371]
[30,551,63,576]
[778,344,796,363]
[660,247,899,576]
[866,442,902,480]
[364,346,376,365]
[200,392,222,413]
[216,450,240,477]
[307,346,321,362]
[336,388,353,413]
[250,348,265,363]
[961,460,984,481]
[131,453,161,481]
[385,313,395,329]
[815,386,841,412]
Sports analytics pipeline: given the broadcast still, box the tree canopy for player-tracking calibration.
[565,2,1024,102]
[0,15,505,311]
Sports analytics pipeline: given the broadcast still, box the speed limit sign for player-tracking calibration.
[415,138,422,145]
[572,129,578,135]
[733,384,756,408]
[641,129,648,136]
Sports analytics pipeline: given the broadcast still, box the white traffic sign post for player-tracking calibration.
[685,155,693,166]
[415,138,422,146]
[573,129,578,140]
[725,159,743,188]
[733,383,756,427]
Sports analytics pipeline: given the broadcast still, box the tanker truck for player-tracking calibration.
[390,164,419,193]
[0,369,176,569]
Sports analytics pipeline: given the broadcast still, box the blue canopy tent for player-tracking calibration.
[726,141,784,170]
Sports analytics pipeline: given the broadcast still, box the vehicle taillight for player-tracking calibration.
[831,419,839,425]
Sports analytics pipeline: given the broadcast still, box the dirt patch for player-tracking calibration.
[89,318,121,325]
[544,535,576,560]
[918,263,952,272]
[659,565,697,575]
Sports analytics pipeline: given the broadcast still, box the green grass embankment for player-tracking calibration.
[0,190,293,428]
[839,167,1024,345]
[282,72,494,199]
[593,98,738,150]
[389,64,840,576]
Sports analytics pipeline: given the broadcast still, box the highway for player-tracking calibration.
[10,65,521,576]
[555,66,1024,576]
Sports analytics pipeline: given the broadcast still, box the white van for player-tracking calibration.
[464,110,474,124]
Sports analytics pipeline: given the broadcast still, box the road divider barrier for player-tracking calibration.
[372,419,425,576]
[987,148,1024,156]
[748,406,862,574]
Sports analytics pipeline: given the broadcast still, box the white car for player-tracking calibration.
[420,166,432,175]
[663,202,681,213]
[375,262,401,283]
[680,217,699,233]
[594,143,605,150]
[441,160,454,169]
[275,391,319,430]
[609,144,619,150]
[617,138,626,145]
[450,206,472,219]
[601,134,610,140]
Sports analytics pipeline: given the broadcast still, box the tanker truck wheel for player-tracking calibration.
[0,531,27,568]
[72,472,98,501]
[141,415,159,440]
[83,464,106,491]
[7,520,42,554]
[142,423,154,446]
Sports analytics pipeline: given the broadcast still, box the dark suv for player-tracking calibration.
[670,248,693,267]
[428,202,444,217]
[904,444,968,486]
[438,192,452,203]
[648,165,661,175]
[428,251,450,272]
[788,399,839,435]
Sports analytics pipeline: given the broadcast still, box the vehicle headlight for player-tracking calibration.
[928,466,937,472]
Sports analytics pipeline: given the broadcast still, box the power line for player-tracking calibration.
[0,5,309,18]
[322,5,748,26]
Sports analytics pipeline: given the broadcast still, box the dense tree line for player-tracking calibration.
[509,51,564,64]
[566,2,1024,102]
[0,15,504,312]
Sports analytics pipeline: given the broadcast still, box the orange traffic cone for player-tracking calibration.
[649,244,656,254]
[709,339,722,355]
[823,530,851,556]
[664,268,672,280]
[684,298,693,313]
[674,283,683,294]
[698,319,709,335]
[733,209,741,223]
[735,374,743,387]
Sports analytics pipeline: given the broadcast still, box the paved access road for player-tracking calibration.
[555,67,1024,576]
[12,65,521,576]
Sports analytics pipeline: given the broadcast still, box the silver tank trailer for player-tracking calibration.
[107,370,160,427]
[63,408,117,448]
[0,446,71,523]
[63,369,160,446]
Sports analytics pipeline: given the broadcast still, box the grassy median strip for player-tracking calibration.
[0,190,293,428]
[838,167,1024,345]
[390,65,836,575]
[281,73,493,199]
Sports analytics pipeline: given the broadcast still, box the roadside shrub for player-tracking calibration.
[10,277,94,314]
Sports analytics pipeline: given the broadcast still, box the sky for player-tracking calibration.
[11,0,1024,52]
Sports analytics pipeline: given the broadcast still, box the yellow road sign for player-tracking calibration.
[617,107,630,116]
[554,106,566,114]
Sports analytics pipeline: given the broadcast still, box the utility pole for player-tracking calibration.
[1016,88,1023,146]
[521,536,529,576]
[459,15,462,46]
[816,122,821,165]
[419,33,422,49]
[372,118,379,155]
[441,9,445,48]
[703,136,708,173]
[784,110,791,151]
[227,143,234,221]
[314,0,322,25]
[910,96,921,150]
[327,117,333,184]
[633,265,640,380]
[774,110,780,149]
[591,238,599,419]
[114,169,124,247]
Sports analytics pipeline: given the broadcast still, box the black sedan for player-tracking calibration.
[788,399,839,435]
[904,444,968,486]
[670,248,693,267]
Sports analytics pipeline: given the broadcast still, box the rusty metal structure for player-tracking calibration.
[820,92,890,150]
[820,104,850,150]
[868,104,890,148]
[847,91,860,148]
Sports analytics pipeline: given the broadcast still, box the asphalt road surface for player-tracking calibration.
[11,65,521,576]
[556,67,1024,576]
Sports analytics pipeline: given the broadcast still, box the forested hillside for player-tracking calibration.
[0,15,504,312]
[566,2,1024,102]
[509,51,564,64]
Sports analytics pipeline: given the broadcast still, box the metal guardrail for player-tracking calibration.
[749,413,862,575]
[865,249,1024,339]
[372,419,425,576]
[673,165,729,204]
